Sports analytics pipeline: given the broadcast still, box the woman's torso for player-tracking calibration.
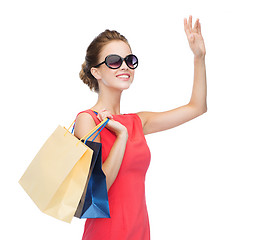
[80,109,151,240]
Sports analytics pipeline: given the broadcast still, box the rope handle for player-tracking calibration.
[83,109,107,142]
[65,110,108,145]
[70,109,99,134]
[65,117,109,144]
[83,118,109,143]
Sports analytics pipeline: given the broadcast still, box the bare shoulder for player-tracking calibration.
[135,111,156,129]
[74,112,100,142]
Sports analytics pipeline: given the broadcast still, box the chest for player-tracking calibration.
[100,115,151,173]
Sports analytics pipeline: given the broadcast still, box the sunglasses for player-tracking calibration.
[93,54,138,69]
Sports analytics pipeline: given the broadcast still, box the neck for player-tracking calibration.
[92,87,123,115]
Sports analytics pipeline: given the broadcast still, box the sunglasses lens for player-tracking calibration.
[126,55,138,69]
[106,55,122,69]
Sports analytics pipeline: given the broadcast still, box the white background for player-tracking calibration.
[1,0,258,239]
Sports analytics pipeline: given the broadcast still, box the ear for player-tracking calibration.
[90,67,101,80]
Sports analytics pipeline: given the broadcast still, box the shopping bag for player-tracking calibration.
[75,141,110,218]
[74,116,110,218]
[19,118,109,223]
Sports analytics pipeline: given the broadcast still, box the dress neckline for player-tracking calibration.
[90,109,126,116]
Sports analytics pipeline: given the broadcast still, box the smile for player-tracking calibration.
[116,74,130,79]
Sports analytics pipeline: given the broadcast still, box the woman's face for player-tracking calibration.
[91,40,135,92]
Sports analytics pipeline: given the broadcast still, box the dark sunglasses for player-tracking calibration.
[93,54,138,69]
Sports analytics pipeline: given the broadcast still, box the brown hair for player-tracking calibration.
[79,29,130,93]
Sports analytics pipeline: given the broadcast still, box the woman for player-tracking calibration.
[74,15,207,240]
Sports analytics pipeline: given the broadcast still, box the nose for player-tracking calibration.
[120,59,128,70]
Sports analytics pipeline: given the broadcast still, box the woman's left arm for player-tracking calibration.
[137,16,207,135]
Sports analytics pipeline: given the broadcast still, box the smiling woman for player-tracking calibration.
[74,16,207,239]
[89,40,136,92]
[79,30,133,93]
[76,30,150,239]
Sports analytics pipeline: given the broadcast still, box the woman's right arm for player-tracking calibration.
[74,112,128,191]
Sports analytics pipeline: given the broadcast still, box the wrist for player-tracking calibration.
[194,54,205,62]
[116,129,128,140]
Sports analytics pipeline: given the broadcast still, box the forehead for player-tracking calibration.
[100,40,132,59]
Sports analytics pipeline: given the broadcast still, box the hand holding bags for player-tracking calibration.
[19,117,109,223]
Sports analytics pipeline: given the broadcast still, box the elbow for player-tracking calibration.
[193,107,207,119]
[188,102,208,116]
[197,101,208,115]
[202,105,208,114]
[196,105,208,117]
[199,105,207,116]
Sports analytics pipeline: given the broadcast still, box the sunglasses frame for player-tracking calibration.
[93,54,138,70]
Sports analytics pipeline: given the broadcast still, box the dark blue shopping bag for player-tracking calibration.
[73,118,110,219]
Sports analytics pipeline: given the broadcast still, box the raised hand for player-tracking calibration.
[184,15,206,58]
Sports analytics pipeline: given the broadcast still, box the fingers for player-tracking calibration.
[184,15,192,38]
[184,17,189,31]
[188,15,192,30]
[193,18,199,33]
[184,17,191,36]
[97,109,113,122]
[198,20,202,35]
[184,15,200,34]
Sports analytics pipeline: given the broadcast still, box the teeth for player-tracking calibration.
[117,75,129,78]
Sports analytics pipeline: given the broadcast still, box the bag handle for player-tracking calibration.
[70,109,99,135]
[82,109,106,142]
[68,117,109,145]
[65,110,108,144]
[82,118,109,143]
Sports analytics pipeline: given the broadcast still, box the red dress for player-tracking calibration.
[80,109,151,240]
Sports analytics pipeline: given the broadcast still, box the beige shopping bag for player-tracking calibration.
[19,119,108,223]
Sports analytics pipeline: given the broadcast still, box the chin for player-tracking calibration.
[112,80,132,91]
[102,77,133,91]
[120,82,132,90]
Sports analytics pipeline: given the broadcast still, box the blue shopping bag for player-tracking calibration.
[74,118,110,219]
